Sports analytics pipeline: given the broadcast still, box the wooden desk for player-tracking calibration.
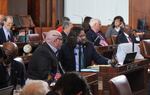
[80,72,98,95]
[98,59,149,95]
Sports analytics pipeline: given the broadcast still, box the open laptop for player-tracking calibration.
[0,86,14,95]
[123,52,137,64]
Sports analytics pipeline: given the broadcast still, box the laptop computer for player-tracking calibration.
[0,86,14,95]
[123,52,137,64]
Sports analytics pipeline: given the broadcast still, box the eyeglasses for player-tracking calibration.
[57,38,63,40]
[52,34,63,41]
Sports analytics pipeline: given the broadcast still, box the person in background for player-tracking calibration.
[116,25,133,44]
[130,29,143,43]
[27,30,63,84]
[86,18,108,46]
[59,27,114,72]
[21,80,50,95]
[56,17,70,32]
[105,16,125,39]
[0,42,26,89]
[61,21,73,44]
[0,14,4,28]
[47,72,92,95]
[82,16,92,33]
[0,16,14,44]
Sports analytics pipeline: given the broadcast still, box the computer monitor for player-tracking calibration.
[123,52,137,64]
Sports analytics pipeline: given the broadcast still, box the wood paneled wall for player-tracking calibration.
[129,0,150,30]
[0,0,27,15]
[0,0,8,15]
[1,0,150,29]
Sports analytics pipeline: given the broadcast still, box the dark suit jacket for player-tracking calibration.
[59,42,108,72]
[27,43,58,81]
[116,32,133,44]
[61,31,68,44]
[0,60,25,89]
[86,29,107,46]
[0,28,14,44]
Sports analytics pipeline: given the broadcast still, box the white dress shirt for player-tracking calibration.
[3,26,11,41]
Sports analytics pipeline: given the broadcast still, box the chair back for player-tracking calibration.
[140,39,150,58]
[111,35,117,45]
[109,75,133,95]
[28,34,41,42]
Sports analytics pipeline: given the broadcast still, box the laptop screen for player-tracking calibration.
[123,52,137,64]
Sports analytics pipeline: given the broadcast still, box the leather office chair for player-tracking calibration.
[111,35,117,45]
[140,39,150,58]
[28,34,41,42]
[109,75,133,95]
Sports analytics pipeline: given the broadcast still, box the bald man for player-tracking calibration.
[27,30,63,84]
[0,16,14,44]
[0,42,25,89]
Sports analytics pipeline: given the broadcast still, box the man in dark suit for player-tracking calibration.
[0,16,14,44]
[61,21,73,44]
[116,26,133,44]
[86,18,108,46]
[59,27,113,72]
[27,30,63,84]
[0,42,25,89]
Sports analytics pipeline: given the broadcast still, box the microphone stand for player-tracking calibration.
[132,35,135,53]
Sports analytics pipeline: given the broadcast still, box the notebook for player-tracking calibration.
[123,52,137,64]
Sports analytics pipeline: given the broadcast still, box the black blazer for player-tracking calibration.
[86,29,107,46]
[116,32,133,44]
[0,28,14,44]
[61,31,68,44]
[27,43,58,81]
[59,42,108,72]
[0,60,25,89]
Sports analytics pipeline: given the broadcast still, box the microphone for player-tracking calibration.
[132,39,134,53]
[131,34,135,53]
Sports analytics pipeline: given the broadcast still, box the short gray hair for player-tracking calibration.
[62,21,72,29]
[89,18,101,27]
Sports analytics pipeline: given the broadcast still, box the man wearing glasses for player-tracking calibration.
[27,30,63,85]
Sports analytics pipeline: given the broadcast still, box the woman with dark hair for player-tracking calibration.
[47,72,92,95]
[82,16,92,33]
[105,16,125,39]
[59,27,112,72]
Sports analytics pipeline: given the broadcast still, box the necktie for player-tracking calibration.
[79,45,85,71]
[97,33,108,46]
[8,35,11,41]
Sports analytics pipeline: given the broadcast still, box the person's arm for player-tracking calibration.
[91,45,108,64]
